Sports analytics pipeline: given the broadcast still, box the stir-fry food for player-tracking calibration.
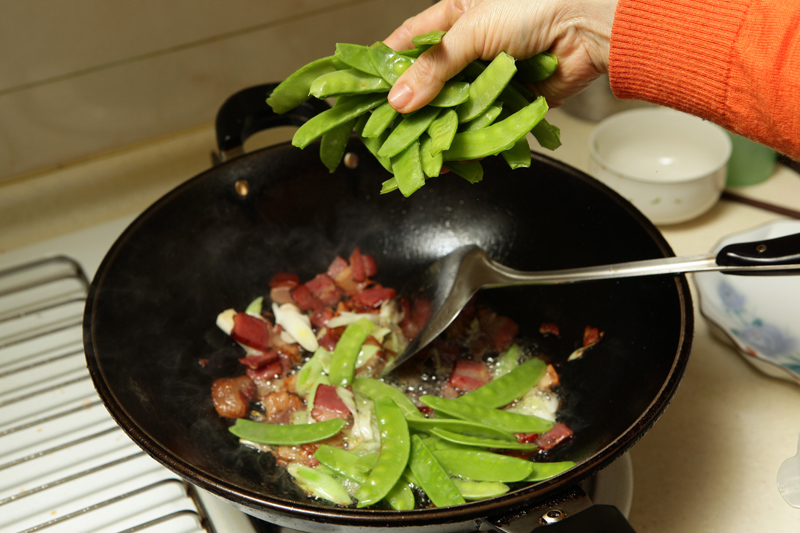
[267,31,561,197]
[210,248,577,509]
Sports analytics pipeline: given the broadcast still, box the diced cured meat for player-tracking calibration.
[311,307,335,329]
[238,350,280,369]
[211,375,256,419]
[269,272,300,288]
[311,384,352,422]
[361,253,378,278]
[262,390,303,425]
[539,322,561,336]
[536,423,573,450]
[231,313,273,352]
[318,328,342,351]
[246,360,283,381]
[583,326,603,347]
[305,273,343,307]
[351,286,396,311]
[274,444,319,467]
[349,247,366,282]
[479,311,519,352]
[449,359,491,392]
[327,256,350,279]
[290,284,323,312]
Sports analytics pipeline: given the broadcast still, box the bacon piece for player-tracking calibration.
[270,273,300,305]
[274,445,319,467]
[238,350,279,369]
[327,256,350,279]
[349,247,366,282]
[361,253,378,278]
[479,311,519,352]
[305,273,343,307]
[583,326,603,347]
[318,328,342,351]
[290,284,323,312]
[539,322,561,337]
[211,375,256,419]
[351,286,396,311]
[246,360,283,381]
[449,359,491,392]
[399,297,430,340]
[311,307,335,329]
[536,423,573,451]
[231,313,273,352]
[311,384,351,422]
[262,390,303,425]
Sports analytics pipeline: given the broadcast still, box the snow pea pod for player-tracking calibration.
[501,137,532,170]
[443,97,548,161]
[355,397,410,507]
[378,106,441,159]
[362,101,398,138]
[335,43,380,76]
[420,395,555,433]
[516,51,558,83]
[319,115,355,173]
[427,108,458,154]
[293,93,385,150]
[385,479,416,510]
[457,52,517,122]
[267,56,340,114]
[429,428,538,450]
[524,460,577,482]
[314,444,367,483]
[458,357,546,408]
[328,317,374,387]
[459,102,503,132]
[428,81,470,107]
[420,134,443,178]
[411,29,446,46]
[432,449,534,482]
[368,41,413,85]
[409,435,465,508]
[352,377,423,419]
[354,114,392,172]
[287,463,351,506]
[444,160,483,184]
[390,140,426,197]
[452,479,510,501]
[229,417,346,445]
[405,416,516,441]
[309,69,390,99]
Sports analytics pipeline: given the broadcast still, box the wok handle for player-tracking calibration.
[214,83,330,162]
[485,485,637,533]
[716,232,800,275]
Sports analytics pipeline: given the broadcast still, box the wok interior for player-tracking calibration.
[85,141,690,524]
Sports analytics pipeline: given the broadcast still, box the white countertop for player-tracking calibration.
[2,108,799,532]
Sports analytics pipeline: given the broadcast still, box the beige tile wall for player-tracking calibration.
[0,0,431,182]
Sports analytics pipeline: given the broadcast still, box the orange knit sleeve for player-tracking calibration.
[609,0,800,160]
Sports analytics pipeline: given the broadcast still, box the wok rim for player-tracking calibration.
[83,144,694,529]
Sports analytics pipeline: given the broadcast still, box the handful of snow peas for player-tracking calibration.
[267,31,561,197]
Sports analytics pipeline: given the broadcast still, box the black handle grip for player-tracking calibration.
[214,83,330,162]
[716,232,800,275]
[539,505,637,533]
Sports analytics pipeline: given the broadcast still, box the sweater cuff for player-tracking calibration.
[609,0,749,122]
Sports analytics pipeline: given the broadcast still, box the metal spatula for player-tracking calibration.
[383,232,800,374]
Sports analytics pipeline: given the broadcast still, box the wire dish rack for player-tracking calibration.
[0,256,234,533]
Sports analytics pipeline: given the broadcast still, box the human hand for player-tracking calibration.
[385,0,618,113]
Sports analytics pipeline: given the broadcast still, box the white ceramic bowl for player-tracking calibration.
[695,220,800,384]
[589,108,731,225]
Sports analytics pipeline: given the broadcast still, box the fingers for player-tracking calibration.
[387,1,482,113]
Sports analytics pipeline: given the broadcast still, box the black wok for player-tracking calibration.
[83,85,692,532]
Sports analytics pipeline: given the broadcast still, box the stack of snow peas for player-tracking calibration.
[267,30,561,197]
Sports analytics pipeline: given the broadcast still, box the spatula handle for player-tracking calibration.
[716,232,800,274]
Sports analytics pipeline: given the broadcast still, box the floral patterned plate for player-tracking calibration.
[695,220,800,384]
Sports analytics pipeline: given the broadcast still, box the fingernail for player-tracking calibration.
[388,83,412,110]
